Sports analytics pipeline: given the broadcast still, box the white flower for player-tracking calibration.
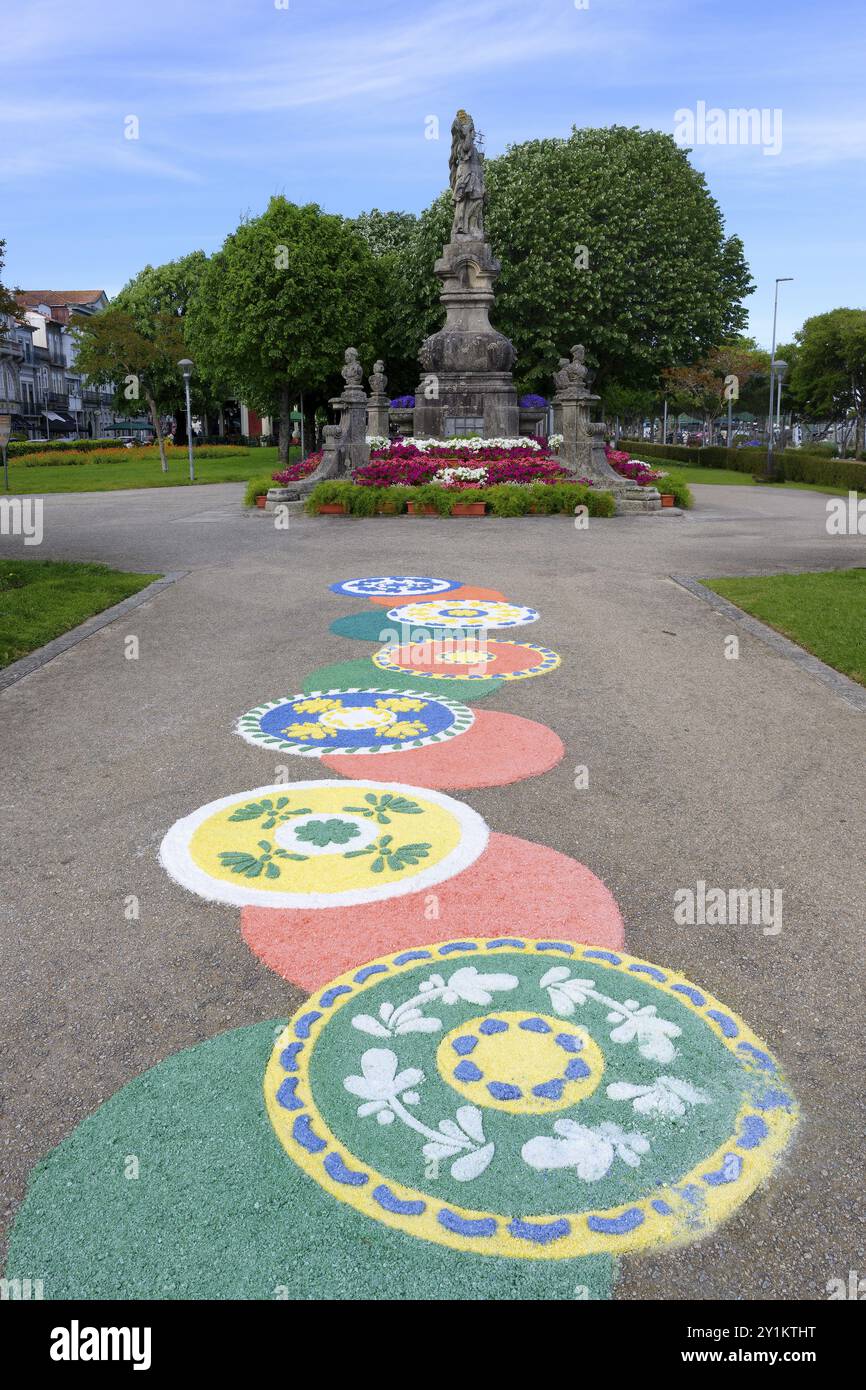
[439,965,519,1005]
[541,966,597,1016]
[522,1118,649,1180]
[606,1076,710,1116]
[344,1048,424,1122]
[593,1121,651,1167]
[365,435,390,450]
[607,1001,681,1063]
[422,1106,495,1180]
[522,1119,615,1181]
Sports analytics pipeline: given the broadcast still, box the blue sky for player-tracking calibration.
[2,0,864,349]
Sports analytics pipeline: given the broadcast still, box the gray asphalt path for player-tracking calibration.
[2,481,864,1299]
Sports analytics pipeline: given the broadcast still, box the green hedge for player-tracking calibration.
[303,480,617,518]
[622,440,866,489]
[8,438,119,457]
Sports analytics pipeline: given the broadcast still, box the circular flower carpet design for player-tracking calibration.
[236,688,474,757]
[265,940,797,1260]
[373,640,561,682]
[386,599,540,630]
[331,576,461,597]
[159,781,488,909]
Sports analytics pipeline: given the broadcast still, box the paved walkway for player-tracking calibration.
[1,482,863,1298]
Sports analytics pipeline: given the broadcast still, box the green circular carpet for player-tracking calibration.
[6,1023,613,1300]
[303,658,504,702]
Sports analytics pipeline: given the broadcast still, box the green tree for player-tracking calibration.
[188,198,380,463]
[112,252,223,442]
[662,343,768,439]
[0,240,24,325]
[393,126,753,396]
[788,309,866,455]
[351,210,420,392]
[70,308,186,470]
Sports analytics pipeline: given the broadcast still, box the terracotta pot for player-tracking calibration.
[317,502,347,515]
[660,493,675,507]
[255,495,267,509]
[406,503,439,516]
[451,502,486,516]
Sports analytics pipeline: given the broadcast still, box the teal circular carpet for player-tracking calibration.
[6,1023,613,1300]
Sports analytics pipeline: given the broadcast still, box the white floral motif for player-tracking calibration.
[344,1048,494,1181]
[606,1076,711,1116]
[540,967,682,1064]
[352,966,519,1038]
[521,1117,650,1182]
[343,1048,423,1124]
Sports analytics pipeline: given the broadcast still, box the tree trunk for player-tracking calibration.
[278,383,292,465]
[146,391,168,472]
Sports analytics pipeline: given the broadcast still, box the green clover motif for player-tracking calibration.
[294,818,362,848]
[342,792,423,825]
[344,833,432,874]
[218,839,308,879]
[228,797,313,831]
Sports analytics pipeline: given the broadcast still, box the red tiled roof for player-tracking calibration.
[17,291,107,306]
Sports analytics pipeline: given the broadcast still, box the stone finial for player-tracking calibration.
[369,359,387,396]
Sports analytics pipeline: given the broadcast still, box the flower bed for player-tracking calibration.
[353,438,566,489]
[272,451,324,485]
[604,445,692,507]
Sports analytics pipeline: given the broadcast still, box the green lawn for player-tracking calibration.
[653,460,863,500]
[3,447,291,494]
[705,569,866,686]
[0,560,160,668]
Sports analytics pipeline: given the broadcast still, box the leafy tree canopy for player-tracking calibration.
[0,240,24,326]
[391,125,753,396]
[187,197,380,458]
[788,309,866,443]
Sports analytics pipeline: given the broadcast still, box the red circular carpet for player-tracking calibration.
[368,584,505,608]
[241,831,625,990]
[320,709,563,789]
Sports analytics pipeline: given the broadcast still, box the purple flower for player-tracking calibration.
[519,394,548,409]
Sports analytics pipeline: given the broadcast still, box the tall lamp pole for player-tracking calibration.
[764,277,793,480]
[0,408,12,491]
[773,360,788,455]
[178,359,195,483]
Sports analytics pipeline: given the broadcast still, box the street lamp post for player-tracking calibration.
[178,359,195,483]
[773,360,788,455]
[0,408,12,491]
[764,277,793,481]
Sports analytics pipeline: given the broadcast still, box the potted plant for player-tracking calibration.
[406,484,451,516]
[451,488,486,516]
[244,476,273,509]
[304,481,351,515]
[660,492,675,507]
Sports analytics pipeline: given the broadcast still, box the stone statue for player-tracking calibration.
[449,110,485,239]
[553,357,572,396]
[369,359,387,397]
[566,344,590,396]
[341,347,364,392]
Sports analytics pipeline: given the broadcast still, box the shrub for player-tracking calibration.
[654,473,694,508]
[244,476,273,506]
[303,480,617,517]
